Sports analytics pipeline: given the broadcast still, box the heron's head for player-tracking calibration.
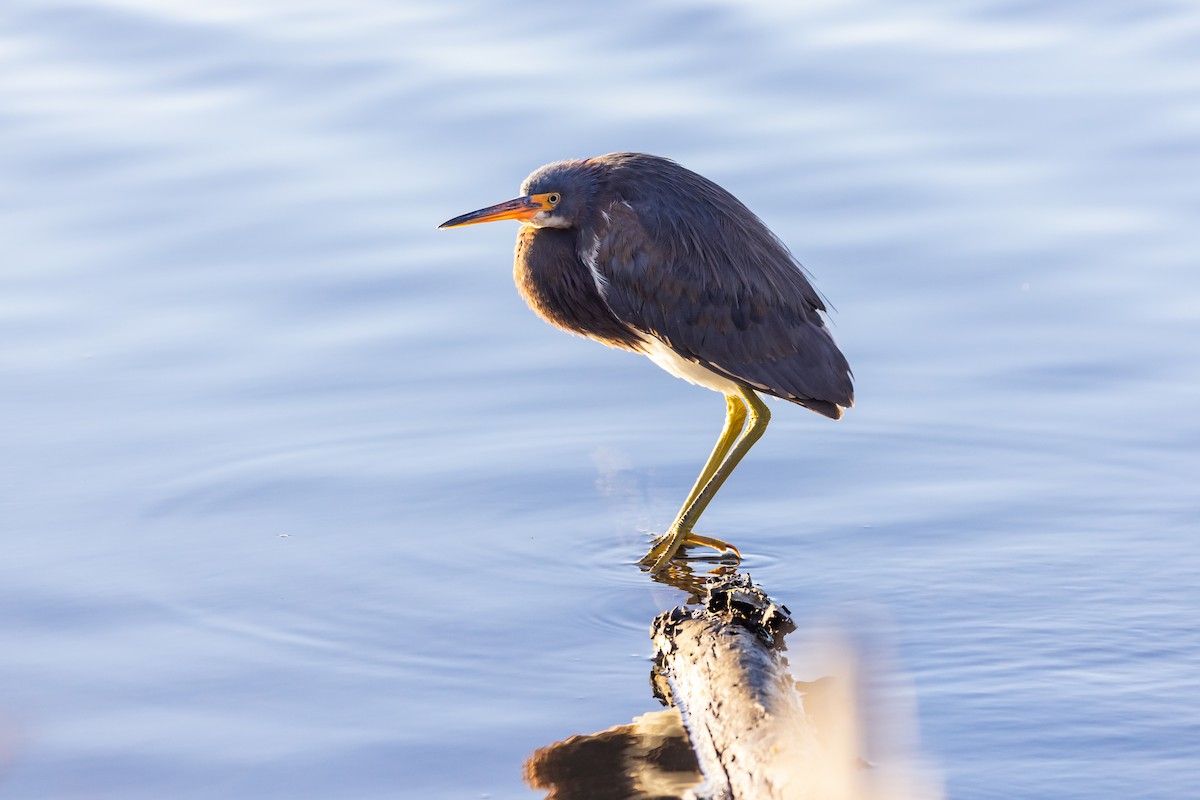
[439,160,599,231]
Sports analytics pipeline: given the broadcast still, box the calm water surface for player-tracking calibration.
[3,1,1199,798]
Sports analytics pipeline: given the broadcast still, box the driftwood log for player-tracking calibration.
[528,572,937,800]
[651,573,860,800]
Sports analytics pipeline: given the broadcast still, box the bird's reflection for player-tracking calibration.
[641,544,741,602]
[522,560,729,799]
[523,708,703,800]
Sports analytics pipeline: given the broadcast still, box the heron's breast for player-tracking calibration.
[514,227,643,352]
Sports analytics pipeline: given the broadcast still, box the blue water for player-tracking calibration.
[3,1,1199,798]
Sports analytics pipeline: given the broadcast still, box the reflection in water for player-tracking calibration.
[524,709,702,800]
[527,570,940,800]
[643,546,742,603]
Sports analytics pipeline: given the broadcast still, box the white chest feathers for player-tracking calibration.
[637,335,741,395]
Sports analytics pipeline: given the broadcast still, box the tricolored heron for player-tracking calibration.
[440,153,852,571]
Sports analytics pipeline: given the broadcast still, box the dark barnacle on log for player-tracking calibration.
[704,572,796,645]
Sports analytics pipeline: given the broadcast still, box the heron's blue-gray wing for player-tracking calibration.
[585,198,853,418]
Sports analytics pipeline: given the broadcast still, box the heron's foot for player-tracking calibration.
[641,528,742,573]
[682,533,742,559]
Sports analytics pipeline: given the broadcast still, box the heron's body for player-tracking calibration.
[441,152,852,570]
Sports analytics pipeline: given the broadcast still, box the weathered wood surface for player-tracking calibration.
[526,571,938,799]
[651,574,852,800]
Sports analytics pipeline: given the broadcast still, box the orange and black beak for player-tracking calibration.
[438,193,555,229]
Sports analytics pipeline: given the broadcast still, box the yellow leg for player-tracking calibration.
[677,394,747,519]
[642,394,745,567]
[642,386,771,572]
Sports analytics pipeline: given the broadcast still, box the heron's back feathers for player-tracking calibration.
[580,154,854,415]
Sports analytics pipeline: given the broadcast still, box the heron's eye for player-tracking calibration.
[547,193,561,206]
